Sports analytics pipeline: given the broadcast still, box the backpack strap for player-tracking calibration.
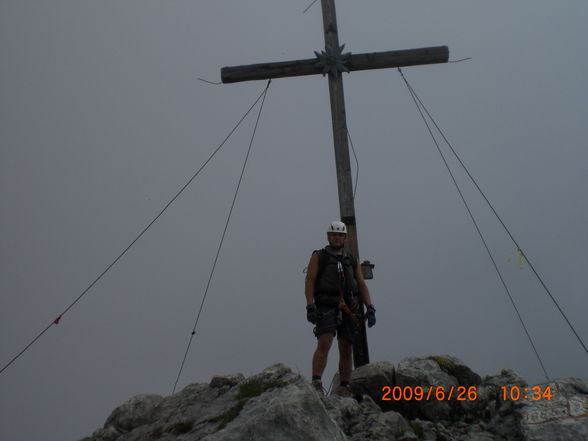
[313,248,328,280]
[315,248,356,279]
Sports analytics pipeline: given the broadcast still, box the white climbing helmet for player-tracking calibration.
[327,221,347,234]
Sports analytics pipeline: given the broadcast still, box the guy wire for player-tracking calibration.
[0,82,272,378]
[172,80,271,393]
[397,68,550,380]
[398,68,588,359]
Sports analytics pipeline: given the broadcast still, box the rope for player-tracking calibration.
[0,83,272,378]
[397,68,588,360]
[346,127,359,199]
[172,80,272,393]
[397,68,551,380]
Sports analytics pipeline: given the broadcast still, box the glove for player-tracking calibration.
[306,304,318,324]
[366,304,376,328]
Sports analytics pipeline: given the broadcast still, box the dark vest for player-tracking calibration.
[313,247,358,306]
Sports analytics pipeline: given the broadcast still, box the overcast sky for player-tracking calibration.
[1,1,587,440]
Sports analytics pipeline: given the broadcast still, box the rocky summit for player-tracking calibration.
[81,356,588,441]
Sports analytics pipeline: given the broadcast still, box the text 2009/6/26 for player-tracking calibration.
[381,386,478,401]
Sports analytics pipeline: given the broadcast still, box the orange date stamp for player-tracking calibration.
[381,385,478,401]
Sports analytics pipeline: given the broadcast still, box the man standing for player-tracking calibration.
[305,221,376,396]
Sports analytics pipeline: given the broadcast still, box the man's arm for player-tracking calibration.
[355,262,373,307]
[305,252,319,305]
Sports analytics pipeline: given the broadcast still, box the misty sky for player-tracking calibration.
[1,1,587,440]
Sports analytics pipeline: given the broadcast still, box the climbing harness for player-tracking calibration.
[336,259,360,326]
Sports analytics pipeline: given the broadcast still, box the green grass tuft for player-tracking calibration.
[237,379,265,399]
[208,377,292,431]
[237,378,291,400]
[428,355,451,371]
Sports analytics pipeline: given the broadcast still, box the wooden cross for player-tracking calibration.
[221,0,449,366]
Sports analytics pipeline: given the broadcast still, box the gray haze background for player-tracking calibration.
[1,1,587,440]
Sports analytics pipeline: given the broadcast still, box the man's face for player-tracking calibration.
[327,232,346,250]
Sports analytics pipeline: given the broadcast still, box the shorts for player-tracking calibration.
[314,304,359,344]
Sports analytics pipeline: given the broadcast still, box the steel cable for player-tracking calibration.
[398,68,550,380]
[397,68,588,360]
[172,80,271,393]
[0,83,272,377]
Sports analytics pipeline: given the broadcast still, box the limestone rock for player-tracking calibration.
[323,394,417,441]
[202,374,346,441]
[82,364,345,441]
[484,369,528,388]
[460,431,496,441]
[350,361,395,396]
[78,358,588,441]
[518,378,588,441]
[409,419,459,441]
[428,355,482,386]
[209,373,245,388]
[331,360,394,400]
[393,356,459,421]
[104,394,163,433]
[396,356,460,388]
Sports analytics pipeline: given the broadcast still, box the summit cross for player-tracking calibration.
[220,0,449,366]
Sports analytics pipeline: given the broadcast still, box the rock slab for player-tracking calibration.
[80,356,588,441]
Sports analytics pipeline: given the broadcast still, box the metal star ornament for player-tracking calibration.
[314,44,352,76]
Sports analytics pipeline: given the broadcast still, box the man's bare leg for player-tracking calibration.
[312,333,334,377]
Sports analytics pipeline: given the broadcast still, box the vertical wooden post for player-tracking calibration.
[321,0,369,367]
[222,0,449,370]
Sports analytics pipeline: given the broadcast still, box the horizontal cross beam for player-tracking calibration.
[221,46,448,84]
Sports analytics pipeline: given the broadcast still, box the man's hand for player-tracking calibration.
[306,304,318,324]
[366,304,376,328]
